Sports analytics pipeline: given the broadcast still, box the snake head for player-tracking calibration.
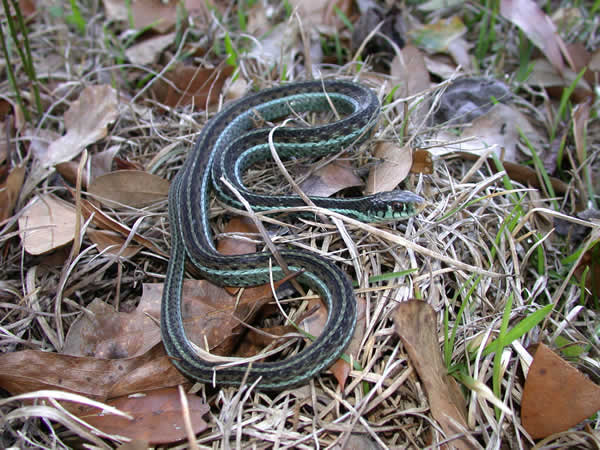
[367,190,425,222]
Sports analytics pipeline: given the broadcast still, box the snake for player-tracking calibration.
[161,80,424,389]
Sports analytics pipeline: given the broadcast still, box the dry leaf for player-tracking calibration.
[456,152,569,194]
[408,16,467,53]
[527,58,592,94]
[76,195,167,257]
[17,0,36,17]
[522,343,600,439]
[424,54,460,79]
[236,324,296,357]
[431,102,546,165]
[328,298,366,388]
[300,296,365,389]
[299,160,363,197]
[590,47,600,72]
[125,33,176,65]
[287,0,352,28]
[447,36,471,70]
[217,217,259,295]
[41,85,119,168]
[564,42,596,87]
[573,99,591,166]
[390,45,430,95]
[56,145,120,188]
[0,165,25,221]
[116,440,150,450]
[461,103,533,163]
[146,279,280,357]
[248,22,299,66]
[102,0,128,21]
[392,300,473,449]
[63,297,161,359]
[18,194,77,255]
[81,387,209,445]
[390,45,431,124]
[410,149,433,175]
[87,229,142,258]
[0,345,171,402]
[152,64,234,109]
[103,0,204,33]
[87,170,169,208]
[366,143,413,194]
[217,217,258,257]
[500,0,566,75]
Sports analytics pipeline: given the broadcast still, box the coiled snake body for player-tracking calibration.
[161,80,423,389]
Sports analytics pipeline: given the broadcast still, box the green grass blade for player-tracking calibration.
[493,292,512,418]
[481,303,553,357]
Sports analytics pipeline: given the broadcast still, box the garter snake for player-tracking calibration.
[161,80,423,389]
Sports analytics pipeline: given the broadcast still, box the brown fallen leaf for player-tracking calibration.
[301,297,367,390]
[75,195,167,258]
[236,324,297,358]
[63,297,161,359]
[390,45,431,124]
[299,160,363,197]
[86,229,142,258]
[564,42,597,87]
[18,194,77,255]
[152,64,234,110]
[125,33,176,65]
[522,343,600,439]
[217,217,259,295]
[573,99,591,167]
[407,16,467,54]
[0,345,174,403]
[457,152,569,194]
[87,170,170,208]
[103,0,207,32]
[392,300,474,449]
[56,145,120,188]
[366,142,413,194]
[500,0,567,75]
[81,387,209,445]
[0,165,25,222]
[40,85,119,168]
[410,149,433,175]
[527,58,593,103]
[116,440,150,450]
[217,217,258,258]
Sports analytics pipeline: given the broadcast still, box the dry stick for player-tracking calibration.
[178,385,200,450]
[295,11,312,80]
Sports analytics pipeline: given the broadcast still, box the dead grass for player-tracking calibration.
[0,1,599,448]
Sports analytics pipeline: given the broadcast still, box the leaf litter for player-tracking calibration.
[0,0,599,448]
